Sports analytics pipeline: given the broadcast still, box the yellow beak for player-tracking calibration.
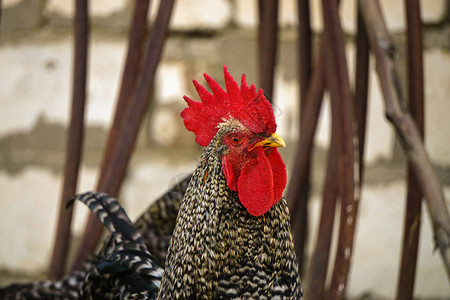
[250,133,286,151]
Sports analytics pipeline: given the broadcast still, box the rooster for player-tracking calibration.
[158,65,302,298]
[0,66,302,299]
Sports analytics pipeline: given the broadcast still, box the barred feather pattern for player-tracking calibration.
[0,271,85,300]
[71,192,163,300]
[158,125,302,299]
[0,176,191,300]
[70,192,144,245]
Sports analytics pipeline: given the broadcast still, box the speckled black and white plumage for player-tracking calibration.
[0,271,86,300]
[0,175,191,300]
[159,125,302,299]
[69,192,163,300]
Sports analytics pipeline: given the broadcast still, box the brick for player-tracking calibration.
[234,0,301,29]
[0,38,128,139]
[424,49,450,165]
[311,0,448,34]
[150,0,231,31]
[86,39,127,125]
[273,71,300,142]
[312,44,395,163]
[1,0,44,32]
[122,160,197,221]
[3,0,21,8]
[348,182,450,298]
[419,0,448,24]
[0,40,71,137]
[46,0,127,18]
[235,0,257,28]
[0,168,60,272]
[148,105,180,147]
[155,62,187,105]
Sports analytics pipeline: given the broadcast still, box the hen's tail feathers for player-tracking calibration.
[71,192,163,299]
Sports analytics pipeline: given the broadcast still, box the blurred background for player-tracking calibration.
[0,0,449,298]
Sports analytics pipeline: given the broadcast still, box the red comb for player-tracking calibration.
[181,66,277,147]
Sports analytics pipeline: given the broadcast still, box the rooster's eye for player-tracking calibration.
[230,136,242,146]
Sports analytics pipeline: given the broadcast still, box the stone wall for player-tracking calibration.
[0,0,449,298]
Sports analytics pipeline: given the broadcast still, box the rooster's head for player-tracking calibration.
[181,66,287,216]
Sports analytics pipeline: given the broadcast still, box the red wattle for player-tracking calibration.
[237,148,274,216]
[222,147,287,216]
[267,148,287,205]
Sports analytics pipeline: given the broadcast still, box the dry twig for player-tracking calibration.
[360,0,450,280]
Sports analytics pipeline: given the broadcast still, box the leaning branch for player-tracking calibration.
[360,0,450,280]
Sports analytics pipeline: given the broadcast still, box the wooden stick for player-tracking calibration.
[69,0,151,272]
[321,0,359,298]
[0,0,3,29]
[286,0,312,275]
[297,0,312,105]
[70,0,175,271]
[307,122,339,299]
[354,3,370,164]
[287,36,326,273]
[257,0,278,100]
[360,0,450,280]
[308,2,370,297]
[99,0,152,183]
[48,0,89,279]
[396,0,424,298]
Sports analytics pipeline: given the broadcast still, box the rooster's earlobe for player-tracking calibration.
[222,156,238,191]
